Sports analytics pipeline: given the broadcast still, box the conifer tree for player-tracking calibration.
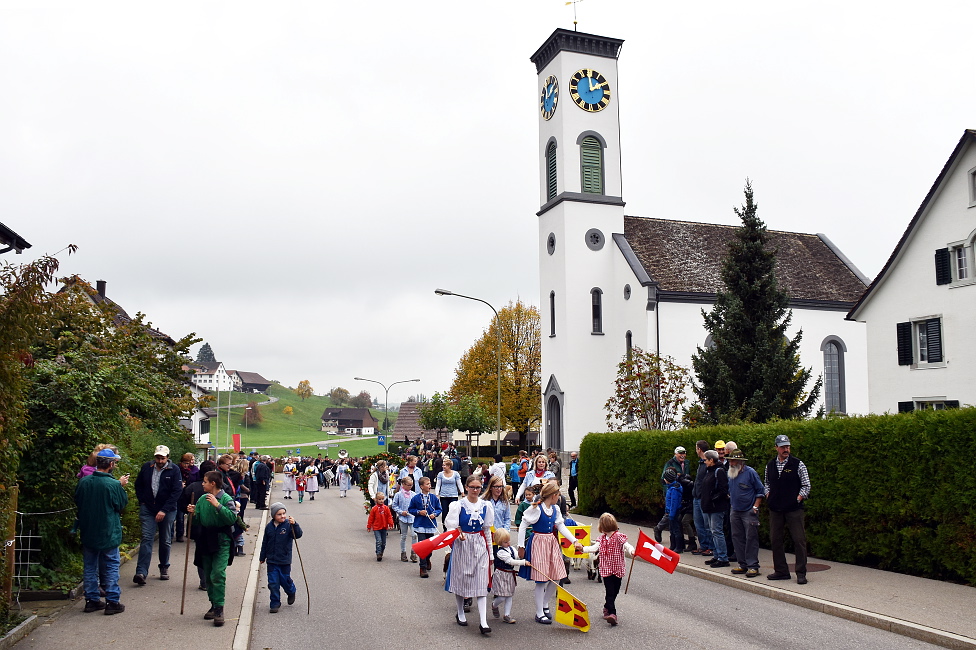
[691,181,821,423]
[196,342,216,363]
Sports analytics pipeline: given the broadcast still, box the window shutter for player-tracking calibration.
[925,318,943,362]
[580,137,603,194]
[546,142,557,201]
[896,322,913,365]
[934,248,951,284]
[945,400,960,409]
[897,401,914,413]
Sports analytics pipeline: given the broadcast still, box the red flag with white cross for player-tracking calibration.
[634,529,679,574]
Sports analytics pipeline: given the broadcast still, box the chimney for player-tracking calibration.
[96,280,106,297]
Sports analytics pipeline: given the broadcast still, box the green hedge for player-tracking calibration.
[578,408,976,585]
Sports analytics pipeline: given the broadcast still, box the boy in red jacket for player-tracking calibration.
[367,492,395,561]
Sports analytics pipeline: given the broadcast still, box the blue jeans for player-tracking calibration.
[705,511,727,561]
[373,529,387,555]
[399,520,416,554]
[137,505,176,576]
[266,562,296,608]
[83,546,120,603]
[693,498,713,551]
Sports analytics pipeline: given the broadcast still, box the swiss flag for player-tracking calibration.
[412,528,461,559]
[633,529,679,574]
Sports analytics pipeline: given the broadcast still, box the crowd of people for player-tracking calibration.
[72,433,809,632]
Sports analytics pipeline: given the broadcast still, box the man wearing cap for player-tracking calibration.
[726,448,764,577]
[75,448,129,614]
[764,435,811,584]
[133,445,183,584]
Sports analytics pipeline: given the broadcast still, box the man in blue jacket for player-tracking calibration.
[133,444,183,584]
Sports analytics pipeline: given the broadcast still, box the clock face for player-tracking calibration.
[540,75,559,120]
[570,69,611,112]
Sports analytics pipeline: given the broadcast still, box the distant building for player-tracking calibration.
[848,129,976,413]
[321,408,378,435]
[236,371,273,393]
[190,361,235,392]
[0,221,31,255]
[393,402,441,443]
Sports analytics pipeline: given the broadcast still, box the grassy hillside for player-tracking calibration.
[208,384,396,455]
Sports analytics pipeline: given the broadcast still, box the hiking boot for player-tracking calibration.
[104,602,125,615]
[420,567,429,578]
[287,592,296,605]
[84,599,105,613]
[401,552,408,562]
[132,574,146,585]
[204,606,217,620]
[213,607,224,627]
[159,566,169,580]
[410,552,418,563]
[731,567,747,574]
[746,569,760,578]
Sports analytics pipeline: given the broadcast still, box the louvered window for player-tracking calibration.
[935,248,951,285]
[897,318,943,365]
[580,136,603,194]
[546,142,558,201]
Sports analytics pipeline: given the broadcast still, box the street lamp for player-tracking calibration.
[353,377,420,436]
[434,288,502,454]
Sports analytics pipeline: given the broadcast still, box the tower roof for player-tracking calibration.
[530,28,624,73]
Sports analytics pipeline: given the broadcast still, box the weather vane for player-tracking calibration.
[565,0,583,31]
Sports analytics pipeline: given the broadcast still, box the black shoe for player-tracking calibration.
[563,577,572,584]
[705,558,717,565]
[103,602,124,615]
[456,614,468,627]
[204,606,217,620]
[479,625,491,636]
[797,576,808,585]
[287,592,296,605]
[132,574,146,585]
[767,573,791,580]
[535,615,552,624]
[84,600,105,613]
[270,606,279,613]
[543,608,551,619]
[159,567,169,580]
[711,560,731,568]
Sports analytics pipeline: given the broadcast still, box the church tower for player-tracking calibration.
[531,29,625,451]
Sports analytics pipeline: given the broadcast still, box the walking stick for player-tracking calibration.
[291,524,311,615]
[180,511,194,615]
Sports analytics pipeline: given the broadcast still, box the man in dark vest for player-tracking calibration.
[764,435,811,585]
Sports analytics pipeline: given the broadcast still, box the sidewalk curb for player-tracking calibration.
[0,616,38,650]
[233,503,270,650]
[677,563,976,650]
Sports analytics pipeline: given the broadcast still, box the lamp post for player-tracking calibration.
[243,406,252,451]
[353,377,420,435]
[434,288,502,455]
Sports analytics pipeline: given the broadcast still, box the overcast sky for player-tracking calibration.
[3,1,975,407]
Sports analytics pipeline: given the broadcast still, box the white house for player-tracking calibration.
[847,130,976,413]
[190,361,236,393]
[180,379,213,444]
[531,29,870,451]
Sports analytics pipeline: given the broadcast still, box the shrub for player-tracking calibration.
[578,408,976,584]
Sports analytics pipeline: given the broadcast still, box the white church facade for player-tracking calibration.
[531,29,870,452]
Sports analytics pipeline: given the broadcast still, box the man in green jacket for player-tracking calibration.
[188,470,238,626]
[75,448,129,615]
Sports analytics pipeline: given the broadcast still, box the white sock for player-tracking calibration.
[477,596,488,627]
[534,582,547,618]
[544,581,556,608]
[456,595,466,622]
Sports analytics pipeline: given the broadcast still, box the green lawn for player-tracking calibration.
[206,384,397,456]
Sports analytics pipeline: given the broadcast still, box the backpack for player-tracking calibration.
[517,458,529,479]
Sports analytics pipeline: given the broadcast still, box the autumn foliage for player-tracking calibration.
[605,347,691,431]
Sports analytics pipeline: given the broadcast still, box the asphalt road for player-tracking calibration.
[248,487,940,650]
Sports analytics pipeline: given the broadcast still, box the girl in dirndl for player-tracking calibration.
[304,464,319,500]
[491,528,527,624]
[517,481,583,624]
[336,458,352,497]
[444,475,495,636]
[282,458,297,499]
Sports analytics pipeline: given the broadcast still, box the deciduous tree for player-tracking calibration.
[605,348,690,431]
[243,401,262,425]
[294,379,313,401]
[691,181,821,424]
[283,406,294,416]
[449,300,541,449]
[350,390,372,409]
[328,386,350,405]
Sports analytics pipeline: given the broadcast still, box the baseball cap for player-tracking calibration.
[154,445,170,457]
[97,448,121,461]
[775,435,791,447]
[674,446,686,454]
[714,440,726,450]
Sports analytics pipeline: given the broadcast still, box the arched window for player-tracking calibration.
[549,291,556,337]
[546,141,558,201]
[821,336,847,414]
[591,288,603,333]
[580,136,603,194]
[625,330,633,362]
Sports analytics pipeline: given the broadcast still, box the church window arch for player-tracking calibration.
[549,291,556,337]
[591,288,603,334]
[821,336,847,414]
[546,140,558,201]
[580,136,604,194]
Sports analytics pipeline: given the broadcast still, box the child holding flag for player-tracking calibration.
[408,477,442,578]
[579,513,634,626]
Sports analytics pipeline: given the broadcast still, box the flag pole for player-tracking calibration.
[624,548,637,594]
[180,511,194,614]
